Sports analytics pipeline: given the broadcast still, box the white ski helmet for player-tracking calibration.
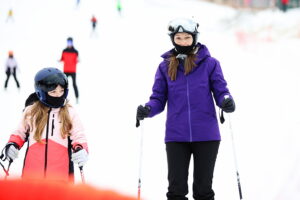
[168,18,199,45]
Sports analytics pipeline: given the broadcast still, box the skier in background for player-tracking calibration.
[0,67,88,182]
[136,18,235,200]
[4,51,20,90]
[76,0,80,7]
[60,37,80,103]
[91,15,97,31]
[281,0,289,12]
[6,8,14,23]
[116,0,122,16]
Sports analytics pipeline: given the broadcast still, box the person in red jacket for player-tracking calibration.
[91,15,97,31]
[281,0,289,12]
[60,37,79,102]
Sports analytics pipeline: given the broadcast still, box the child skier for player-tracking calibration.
[1,67,88,182]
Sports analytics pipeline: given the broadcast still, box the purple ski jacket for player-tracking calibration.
[146,43,233,142]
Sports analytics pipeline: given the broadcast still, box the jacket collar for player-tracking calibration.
[161,43,211,65]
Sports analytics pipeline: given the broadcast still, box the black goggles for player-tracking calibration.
[37,73,68,92]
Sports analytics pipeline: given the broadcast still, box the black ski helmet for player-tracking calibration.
[67,37,73,42]
[34,67,68,108]
[168,18,199,47]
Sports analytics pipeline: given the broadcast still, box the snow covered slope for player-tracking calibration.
[1,0,300,199]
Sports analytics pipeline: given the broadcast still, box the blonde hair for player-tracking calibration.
[24,101,72,143]
[167,52,197,81]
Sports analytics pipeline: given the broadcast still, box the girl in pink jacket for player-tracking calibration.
[1,67,88,182]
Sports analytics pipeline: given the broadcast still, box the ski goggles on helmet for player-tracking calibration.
[36,73,68,92]
[168,18,199,35]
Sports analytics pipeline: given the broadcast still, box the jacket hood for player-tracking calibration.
[161,43,211,65]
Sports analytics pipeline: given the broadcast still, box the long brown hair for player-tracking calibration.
[24,101,73,143]
[168,52,197,81]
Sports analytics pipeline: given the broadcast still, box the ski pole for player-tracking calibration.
[137,121,144,200]
[4,160,12,180]
[79,166,85,184]
[0,148,13,180]
[228,114,243,200]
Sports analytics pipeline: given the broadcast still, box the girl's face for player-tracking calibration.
[174,32,193,46]
[48,85,65,97]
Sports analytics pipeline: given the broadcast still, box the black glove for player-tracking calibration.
[136,105,151,127]
[221,97,235,113]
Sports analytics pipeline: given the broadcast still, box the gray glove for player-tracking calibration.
[71,149,88,167]
[5,143,19,162]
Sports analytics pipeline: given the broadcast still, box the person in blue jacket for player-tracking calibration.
[136,18,235,200]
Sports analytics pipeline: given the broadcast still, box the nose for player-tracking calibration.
[178,39,190,46]
[182,41,189,46]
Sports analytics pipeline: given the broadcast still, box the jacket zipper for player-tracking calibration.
[186,76,192,142]
[51,114,55,136]
[44,108,51,177]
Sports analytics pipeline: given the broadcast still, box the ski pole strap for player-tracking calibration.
[0,160,9,176]
[74,145,83,152]
[136,118,140,128]
[219,109,225,124]
[0,143,15,177]
[0,144,8,161]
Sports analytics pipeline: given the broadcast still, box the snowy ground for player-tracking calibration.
[1,0,300,199]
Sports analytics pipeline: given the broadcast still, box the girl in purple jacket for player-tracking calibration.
[136,18,235,200]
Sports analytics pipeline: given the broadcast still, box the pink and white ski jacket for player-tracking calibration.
[8,105,88,182]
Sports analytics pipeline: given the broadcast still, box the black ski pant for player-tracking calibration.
[65,73,79,98]
[4,68,20,88]
[166,141,220,200]
[92,22,96,30]
[282,3,288,12]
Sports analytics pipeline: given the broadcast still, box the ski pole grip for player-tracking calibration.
[136,118,140,128]
[74,146,84,171]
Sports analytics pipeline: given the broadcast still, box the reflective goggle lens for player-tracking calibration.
[37,73,68,92]
[168,19,198,34]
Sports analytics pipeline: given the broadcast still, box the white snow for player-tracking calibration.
[1,0,300,199]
